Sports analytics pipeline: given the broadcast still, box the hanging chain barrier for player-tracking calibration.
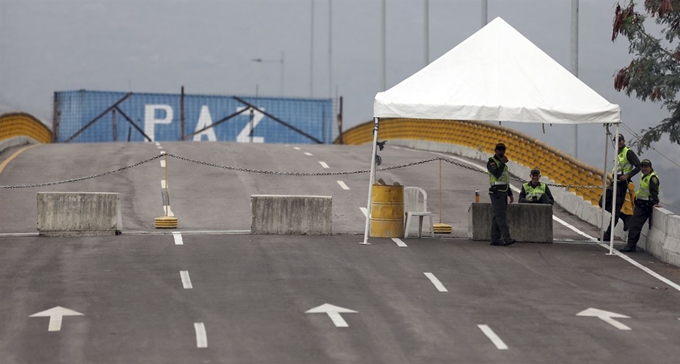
[0,153,602,189]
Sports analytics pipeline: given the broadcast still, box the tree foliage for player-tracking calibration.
[612,0,680,152]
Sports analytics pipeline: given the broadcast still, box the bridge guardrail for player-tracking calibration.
[0,112,52,144]
[337,119,608,206]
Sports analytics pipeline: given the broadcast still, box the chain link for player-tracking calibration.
[0,154,164,189]
[0,152,601,189]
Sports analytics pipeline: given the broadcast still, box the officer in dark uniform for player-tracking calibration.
[519,168,554,205]
[487,143,516,246]
[620,159,660,253]
[603,134,641,241]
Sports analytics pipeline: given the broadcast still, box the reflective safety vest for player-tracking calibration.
[636,172,659,201]
[488,156,509,192]
[522,182,546,200]
[613,146,634,175]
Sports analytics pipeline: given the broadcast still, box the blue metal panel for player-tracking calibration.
[55,90,334,144]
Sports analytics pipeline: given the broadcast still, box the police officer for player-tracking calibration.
[619,159,660,253]
[487,143,516,246]
[519,168,554,205]
[604,133,641,241]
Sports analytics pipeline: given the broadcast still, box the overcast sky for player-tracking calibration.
[1,0,678,211]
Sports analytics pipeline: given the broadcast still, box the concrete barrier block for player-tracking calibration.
[37,192,122,236]
[251,195,332,235]
[468,203,553,243]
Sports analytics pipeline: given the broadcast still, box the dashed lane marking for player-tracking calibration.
[304,152,313,156]
[337,181,350,190]
[319,161,329,169]
[180,270,193,289]
[392,238,407,247]
[478,324,508,350]
[424,272,448,292]
[194,323,208,348]
[172,232,183,245]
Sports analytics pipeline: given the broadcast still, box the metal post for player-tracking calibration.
[281,51,285,97]
[481,0,488,27]
[600,126,610,246]
[328,0,333,98]
[362,118,380,245]
[381,0,386,90]
[571,0,579,158]
[112,109,117,142]
[180,86,185,141]
[337,96,343,144]
[609,125,620,254]
[310,0,315,97]
[424,0,429,65]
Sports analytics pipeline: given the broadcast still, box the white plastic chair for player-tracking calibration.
[404,186,434,238]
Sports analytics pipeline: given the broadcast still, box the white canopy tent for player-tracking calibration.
[364,17,623,251]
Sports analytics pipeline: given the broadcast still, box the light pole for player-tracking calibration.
[252,51,285,97]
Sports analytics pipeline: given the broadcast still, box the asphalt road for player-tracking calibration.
[1,142,679,364]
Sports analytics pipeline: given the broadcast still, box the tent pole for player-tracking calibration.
[608,125,620,254]
[600,125,610,246]
[361,117,380,245]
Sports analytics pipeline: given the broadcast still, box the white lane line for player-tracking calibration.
[160,160,166,168]
[428,151,680,292]
[478,324,508,350]
[293,147,301,150]
[304,152,313,156]
[155,142,161,146]
[319,161,329,169]
[180,270,193,289]
[194,323,208,348]
[599,243,680,292]
[160,151,166,155]
[337,181,350,190]
[157,146,163,149]
[392,238,408,247]
[161,180,167,189]
[360,207,368,217]
[424,272,448,292]
[173,232,183,245]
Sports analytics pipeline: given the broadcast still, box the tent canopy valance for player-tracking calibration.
[373,17,621,125]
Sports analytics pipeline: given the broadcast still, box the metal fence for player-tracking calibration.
[53,90,335,144]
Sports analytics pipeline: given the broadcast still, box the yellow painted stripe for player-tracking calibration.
[0,144,39,174]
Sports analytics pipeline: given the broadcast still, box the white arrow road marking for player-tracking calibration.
[577,308,631,330]
[391,238,407,247]
[305,303,357,327]
[173,232,183,245]
[337,181,350,190]
[478,324,508,350]
[424,272,448,292]
[180,271,193,289]
[318,161,329,169]
[30,306,84,332]
[194,323,208,348]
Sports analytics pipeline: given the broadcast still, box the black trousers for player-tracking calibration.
[490,188,511,242]
[625,202,653,248]
[601,180,628,236]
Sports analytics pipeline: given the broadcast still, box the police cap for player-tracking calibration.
[641,159,652,167]
[530,168,540,175]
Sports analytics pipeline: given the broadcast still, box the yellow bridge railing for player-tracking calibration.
[0,112,52,144]
[338,119,606,206]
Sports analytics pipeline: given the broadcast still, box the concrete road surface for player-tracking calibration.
[1,142,679,364]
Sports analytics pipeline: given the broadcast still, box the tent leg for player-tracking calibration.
[608,125,620,254]
[600,126,609,246]
[361,117,380,245]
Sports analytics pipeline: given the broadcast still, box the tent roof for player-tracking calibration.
[374,17,621,124]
